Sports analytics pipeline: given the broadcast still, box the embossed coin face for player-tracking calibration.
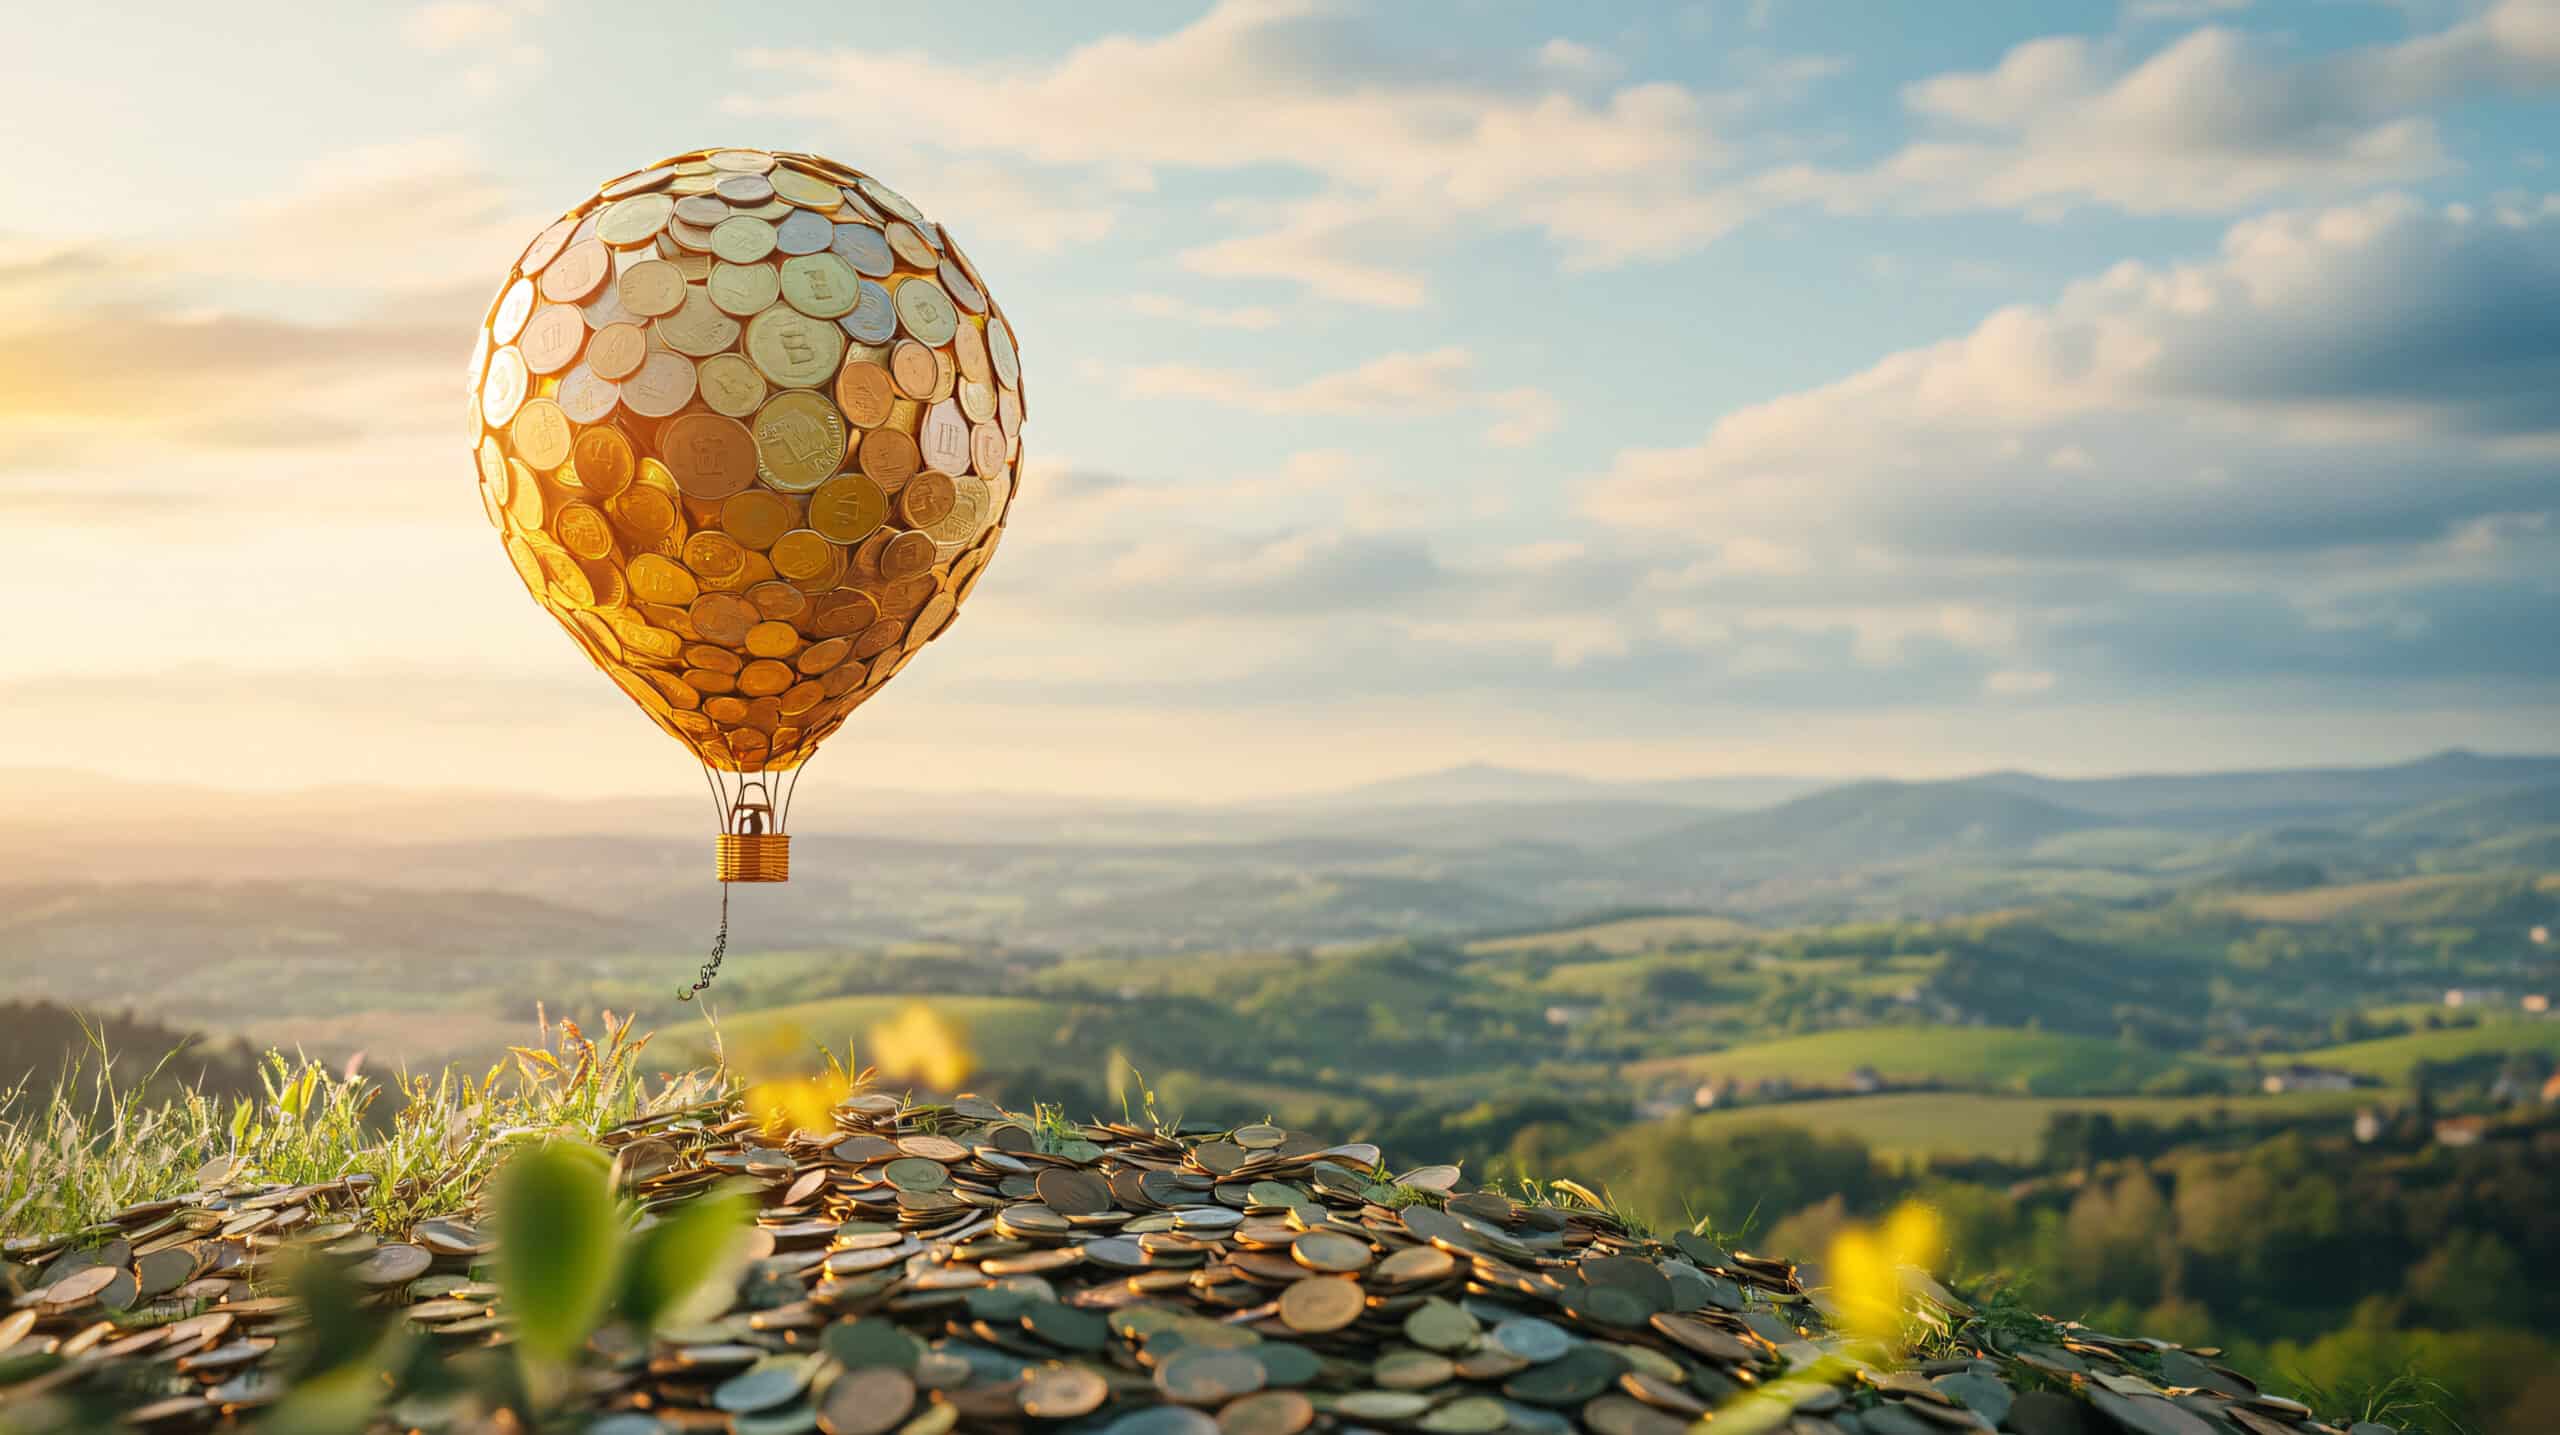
[697,353,769,418]
[661,412,758,500]
[810,473,888,544]
[835,360,895,428]
[469,147,1026,773]
[745,304,846,389]
[751,391,846,493]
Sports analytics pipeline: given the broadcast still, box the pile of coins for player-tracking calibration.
[468,148,1022,772]
[0,1098,2388,1435]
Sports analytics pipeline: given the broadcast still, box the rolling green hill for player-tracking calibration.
[1630,780,2114,871]
[2292,1021,2560,1082]
[1620,1025,2224,1097]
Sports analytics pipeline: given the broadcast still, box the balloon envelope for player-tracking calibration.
[467,147,1022,772]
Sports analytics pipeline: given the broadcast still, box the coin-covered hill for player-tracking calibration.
[2,1086,2409,1435]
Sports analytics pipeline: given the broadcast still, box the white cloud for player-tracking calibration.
[403,3,543,95]
[1129,294,1282,330]
[732,0,1774,303]
[1785,3,2560,218]
[1106,347,1562,446]
[1584,194,2560,570]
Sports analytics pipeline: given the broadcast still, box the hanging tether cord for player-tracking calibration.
[675,757,804,1002]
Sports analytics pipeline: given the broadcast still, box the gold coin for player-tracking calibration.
[745,620,801,658]
[479,346,529,427]
[720,490,796,550]
[851,616,905,659]
[958,377,996,426]
[919,399,970,474]
[506,458,544,529]
[858,427,920,488]
[627,553,700,606]
[585,322,647,381]
[655,287,742,357]
[989,315,1020,388]
[555,503,615,561]
[809,589,878,637]
[970,421,1008,478]
[1278,1276,1365,1333]
[771,166,843,209]
[710,215,778,263]
[680,644,742,675]
[881,530,935,580]
[770,529,836,581]
[555,362,620,424]
[836,361,895,428]
[709,148,775,174]
[491,277,537,344]
[668,218,716,253]
[808,473,887,544]
[779,251,860,319]
[952,319,991,386]
[896,470,955,529]
[779,680,825,716]
[884,220,937,270]
[504,534,544,595]
[674,193,731,228]
[597,191,675,246]
[617,259,686,318]
[612,485,677,539]
[703,695,750,724]
[745,304,846,389]
[510,398,573,470]
[924,475,991,550]
[709,260,782,317]
[888,341,938,401]
[620,349,698,419]
[750,390,846,492]
[518,215,576,275]
[540,239,611,302]
[688,592,758,646]
[796,636,851,675]
[683,530,749,581]
[698,353,769,417]
[661,413,758,500]
[737,658,795,697]
[571,426,636,498]
[904,591,956,651]
[894,277,959,346]
[599,165,674,200]
[716,170,777,204]
[748,580,809,621]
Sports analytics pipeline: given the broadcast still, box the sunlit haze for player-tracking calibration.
[5,0,2556,801]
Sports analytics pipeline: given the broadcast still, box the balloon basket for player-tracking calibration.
[717,833,791,883]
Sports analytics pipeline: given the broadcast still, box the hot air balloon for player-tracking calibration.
[466,148,1021,994]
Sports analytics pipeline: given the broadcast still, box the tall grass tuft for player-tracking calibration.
[0,1009,731,1239]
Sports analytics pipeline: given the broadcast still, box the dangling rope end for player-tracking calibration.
[679,883,732,1002]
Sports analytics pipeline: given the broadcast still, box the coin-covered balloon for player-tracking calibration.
[466,148,1022,782]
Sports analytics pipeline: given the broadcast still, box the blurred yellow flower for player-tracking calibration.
[1825,1198,1946,1350]
[868,1002,974,1092]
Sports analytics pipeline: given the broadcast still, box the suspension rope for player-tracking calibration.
[677,881,730,1003]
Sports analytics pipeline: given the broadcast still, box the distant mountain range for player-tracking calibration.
[6,750,2556,957]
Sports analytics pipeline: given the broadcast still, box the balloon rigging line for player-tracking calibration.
[678,881,730,1004]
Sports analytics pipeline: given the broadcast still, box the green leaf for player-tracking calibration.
[617,1184,753,1334]
[491,1140,619,1363]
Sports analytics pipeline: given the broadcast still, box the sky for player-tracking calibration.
[1,0,2556,802]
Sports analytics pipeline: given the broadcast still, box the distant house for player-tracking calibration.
[2433,1116,2489,1148]
[2531,924,2550,946]
[2523,994,2551,1015]
[1692,1079,1730,1110]
[1846,1065,1886,1095]
[2353,1108,2384,1145]
[2260,1065,2364,1095]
